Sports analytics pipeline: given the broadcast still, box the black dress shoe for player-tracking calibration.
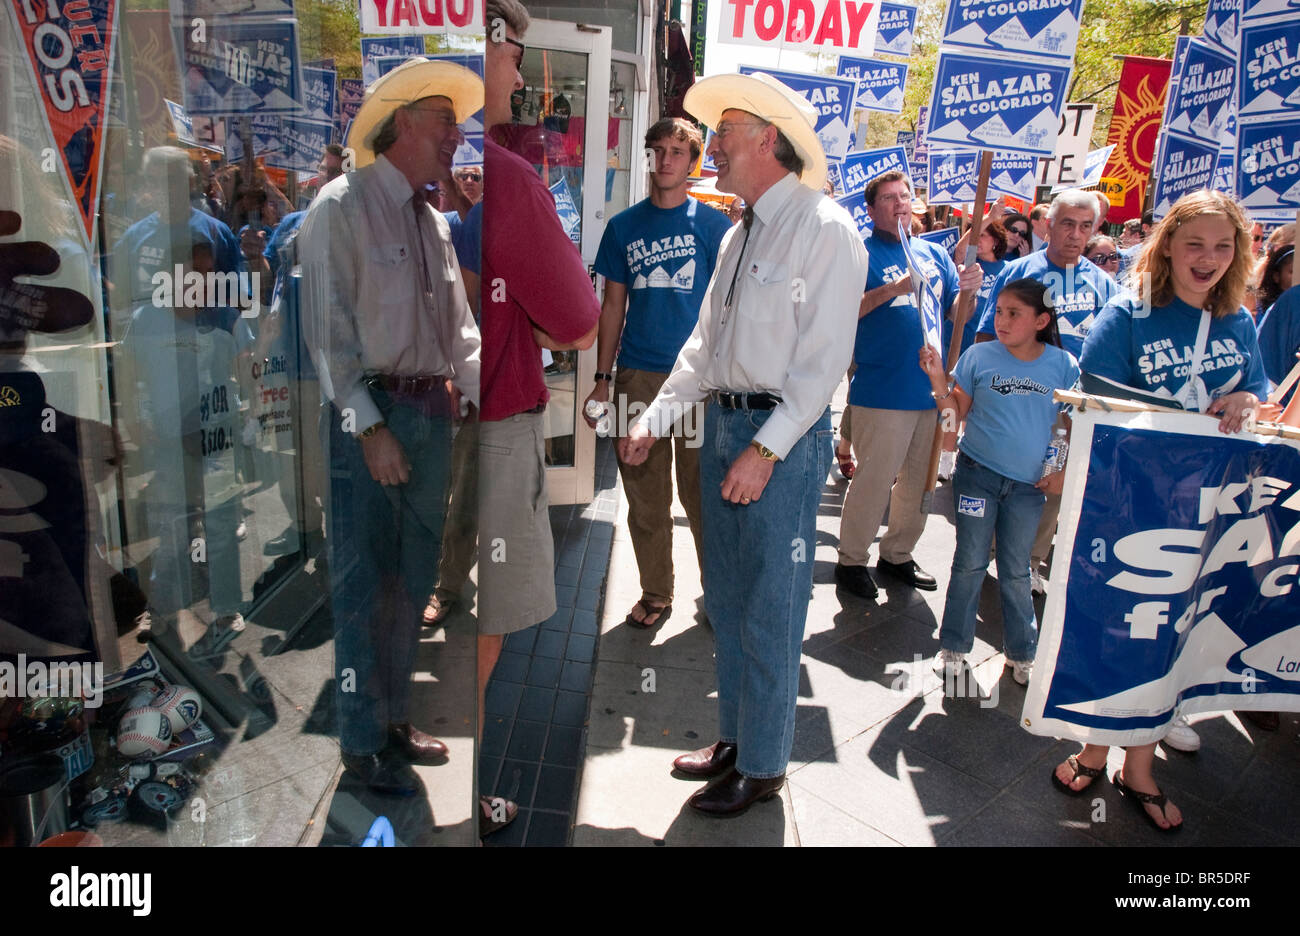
[688,769,785,816]
[875,558,937,591]
[834,562,878,600]
[673,740,737,777]
[342,750,420,795]
[389,723,449,762]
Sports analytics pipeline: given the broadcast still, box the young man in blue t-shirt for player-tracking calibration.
[835,171,981,601]
[973,188,1117,593]
[587,118,731,628]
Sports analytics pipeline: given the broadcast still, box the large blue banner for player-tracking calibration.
[941,0,1083,62]
[835,190,874,241]
[876,2,917,57]
[1165,38,1236,142]
[838,56,908,114]
[360,35,424,85]
[176,18,306,116]
[1238,20,1300,120]
[1237,115,1300,220]
[740,66,856,161]
[840,146,910,196]
[1151,131,1220,220]
[1023,409,1300,747]
[926,52,1071,157]
[1202,0,1241,57]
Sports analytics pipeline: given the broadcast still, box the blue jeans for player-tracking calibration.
[940,452,1043,663]
[326,389,451,756]
[698,403,833,778]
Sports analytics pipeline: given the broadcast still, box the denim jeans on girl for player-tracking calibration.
[698,403,833,779]
[940,452,1045,663]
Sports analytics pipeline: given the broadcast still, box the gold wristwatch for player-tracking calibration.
[750,441,779,462]
[357,421,386,440]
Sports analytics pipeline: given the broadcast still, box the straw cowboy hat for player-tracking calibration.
[684,71,827,192]
[347,58,484,168]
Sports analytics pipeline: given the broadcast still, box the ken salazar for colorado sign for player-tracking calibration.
[718,0,882,54]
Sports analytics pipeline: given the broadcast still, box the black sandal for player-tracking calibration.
[623,599,672,629]
[1112,772,1183,834]
[1050,754,1106,796]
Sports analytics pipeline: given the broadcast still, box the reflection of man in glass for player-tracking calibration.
[298,60,481,796]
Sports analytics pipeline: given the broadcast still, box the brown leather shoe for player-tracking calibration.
[688,769,785,816]
[672,740,737,778]
[389,723,449,762]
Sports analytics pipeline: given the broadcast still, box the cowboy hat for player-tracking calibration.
[347,58,484,169]
[684,71,827,192]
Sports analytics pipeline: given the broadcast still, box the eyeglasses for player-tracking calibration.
[497,36,526,69]
[1089,252,1120,264]
[714,120,765,139]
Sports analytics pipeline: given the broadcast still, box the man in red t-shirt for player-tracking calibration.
[477,0,599,834]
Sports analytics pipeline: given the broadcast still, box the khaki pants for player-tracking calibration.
[435,416,479,600]
[615,368,704,605]
[1032,491,1061,570]
[838,405,936,567]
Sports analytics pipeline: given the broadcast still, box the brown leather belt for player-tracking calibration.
[365,373,447,395]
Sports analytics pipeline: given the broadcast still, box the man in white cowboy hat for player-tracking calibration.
[619,71,868,816]
[297,58,481,796]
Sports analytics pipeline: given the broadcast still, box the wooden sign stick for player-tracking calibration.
[922,150,993,513]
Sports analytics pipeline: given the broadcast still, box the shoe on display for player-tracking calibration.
[1163,714,1201,753]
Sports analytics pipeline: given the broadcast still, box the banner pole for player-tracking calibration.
[922,149,993,512]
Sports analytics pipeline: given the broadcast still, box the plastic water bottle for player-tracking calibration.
[584,399,612,437]
[1041,427,1069,478]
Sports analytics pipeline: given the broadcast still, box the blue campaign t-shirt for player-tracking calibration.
[1080,293,1271,410]
[976,251,1119,358]
[114,207,245,309]
[954,340,1080,484]
[943,256,1005,359]
[1256,286,1299,391]
[594,196,731,373]
[1117,242,1142,280]
[442,204,482,273]
[850,232,961,410]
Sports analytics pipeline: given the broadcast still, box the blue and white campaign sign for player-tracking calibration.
[165,98,197,146]
[1237,116,1300,220]
[299,65,337,126]
[265,118,333,173]
[986,151,1038,199]
[1151,131,1220,220]
[339,78,364,140]
[926,53,1072,157]
[827,160,843,194]
[927,150,980,204]
[918,226,959,255]
[837,56,908,114]
[1238,20,1300,119]
[912,106,929,188]
[176,18,306,116]
[876,2,917,57]
[897,129,916,160]
[1023,408,1300,747]
[223,114,283,162]
[1161,35,1193,128]
[360,36,424,85]
[428,52,485,166]
[840,146,909,195]
[899,219,945,352]
[1202,0,1241,57]
[550,177,582,246]
[1049,142,1114,193]
[1166,38,1236,142]
[835,190,874,241]
[740,66,856,161]
[171,0,294,16]
[1242,0,1297,22]
[941,0,1083,63]
[1213,147,1236,197]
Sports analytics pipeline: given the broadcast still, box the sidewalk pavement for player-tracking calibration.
[572,381,1300,846]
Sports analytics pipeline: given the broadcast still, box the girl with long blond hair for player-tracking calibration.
[1053,191,1274,835]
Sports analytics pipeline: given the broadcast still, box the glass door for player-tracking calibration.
[497,19,611,505]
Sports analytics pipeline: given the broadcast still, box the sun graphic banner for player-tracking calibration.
[1022,407,1300,748]
[7,0,119,247]
[126,10,183,149]
[1099,55,1172,225]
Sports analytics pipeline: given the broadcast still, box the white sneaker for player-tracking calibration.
[1163,714,1201,752]
[934,649,966,682]
[1030,570,1046,595]
[1009,659,1032,686]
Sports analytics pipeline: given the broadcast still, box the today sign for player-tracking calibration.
[718,0,882,54]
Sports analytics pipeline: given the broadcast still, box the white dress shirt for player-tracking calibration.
[638,172,869,459]
[297,155,480,433]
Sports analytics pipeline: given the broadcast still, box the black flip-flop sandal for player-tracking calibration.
[1050,754,1107,796]
[624,599,672,629]
[1112,772,1184,834]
